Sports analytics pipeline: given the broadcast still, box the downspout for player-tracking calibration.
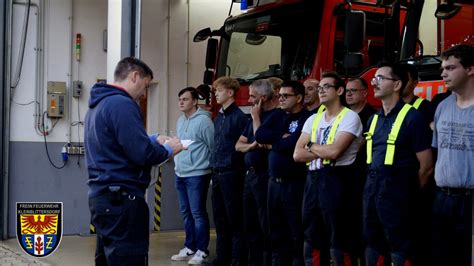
[185,0,190,86]
[68,0,73,143]
[164,0,170,133]
[134,0,141,58]
[2,0,12,240]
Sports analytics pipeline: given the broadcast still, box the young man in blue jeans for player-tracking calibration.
[172,87,215,264]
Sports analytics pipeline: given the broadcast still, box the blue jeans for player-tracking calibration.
[175,174,211,252]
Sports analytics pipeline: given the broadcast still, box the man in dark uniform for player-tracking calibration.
[256,80,311,266]
[206,77,248,266]
[364,63,433,266]
[236,79,277,266]
[85,57,184,265]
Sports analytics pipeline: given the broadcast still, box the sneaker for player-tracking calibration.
[171,247,195,261]
[188,250,209,265]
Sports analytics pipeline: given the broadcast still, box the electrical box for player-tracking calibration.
[73,80,82,98]
[47,81,67,118]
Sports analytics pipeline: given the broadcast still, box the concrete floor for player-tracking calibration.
[0,230,216,266]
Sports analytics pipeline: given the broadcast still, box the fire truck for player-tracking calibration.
[193,0,473,110]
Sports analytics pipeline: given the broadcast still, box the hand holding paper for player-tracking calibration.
[180,139,194,149]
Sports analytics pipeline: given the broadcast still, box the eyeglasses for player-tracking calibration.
[371,75,399,84]
[317,84,336,93]
[278,93,297,100]
[345,88,366,94]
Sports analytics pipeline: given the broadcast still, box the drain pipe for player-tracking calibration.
[67,0,73,143]
[2,0,12,240]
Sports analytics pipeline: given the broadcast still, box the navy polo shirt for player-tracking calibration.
[367,100,431,170]
[409,96,431,124]
[243,108,279,170]
[256,108,311,179]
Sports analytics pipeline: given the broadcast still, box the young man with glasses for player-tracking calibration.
[235,79,280,266]
[364,63,433,266]
[431,44,474,266]
[255,80,311,266]
[294,72,363,265]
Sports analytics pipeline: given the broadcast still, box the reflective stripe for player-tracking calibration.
[323,108,349,164]
[366,104,413,165]
[318,105,326,114]
[309,107,349,166]
[365,115,378,164]
[308,107,325,166]
[412,97,424,109]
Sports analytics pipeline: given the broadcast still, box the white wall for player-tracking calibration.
[142,0,243,134]
[9,0,242,142]
[10,0,107,143]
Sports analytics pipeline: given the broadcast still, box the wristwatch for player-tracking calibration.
[306,142,313,151]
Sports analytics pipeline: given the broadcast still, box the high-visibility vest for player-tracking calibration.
[412,97,424,110]
[316,104,326,114]
[310,107,350,165]
[365,104,413,165]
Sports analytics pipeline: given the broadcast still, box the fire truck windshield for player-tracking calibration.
[216,2,322,83]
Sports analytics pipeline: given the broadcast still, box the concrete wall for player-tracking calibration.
[7,0,241,236]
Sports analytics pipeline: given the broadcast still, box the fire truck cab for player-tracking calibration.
[194,0,473,109]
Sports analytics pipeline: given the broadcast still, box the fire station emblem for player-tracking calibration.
[16,202,62,257]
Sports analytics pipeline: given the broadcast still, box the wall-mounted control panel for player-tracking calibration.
[47,81,67,118]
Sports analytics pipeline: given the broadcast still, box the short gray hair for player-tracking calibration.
[249,79,274,98]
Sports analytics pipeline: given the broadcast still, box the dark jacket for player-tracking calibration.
[209,102,248,169]
[85,83,171,198]
[256,108,311,179]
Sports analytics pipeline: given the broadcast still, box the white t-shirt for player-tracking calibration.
[302,109,363,170]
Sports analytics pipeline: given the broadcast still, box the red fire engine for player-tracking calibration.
[194,0,473,110]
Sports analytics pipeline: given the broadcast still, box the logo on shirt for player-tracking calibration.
[16,202,62,257]
[289,120,299,133]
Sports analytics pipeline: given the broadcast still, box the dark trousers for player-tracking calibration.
[211,169,245,265]
[431,188,472,266]
[268,177,305,266]
[303,166,360,266]
[243,168,271,266]
[363,169,418,266]
[89,191,149,266]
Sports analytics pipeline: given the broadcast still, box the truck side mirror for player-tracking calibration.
[435,1,461,19]
[344,10,366,52]
[203,70,214,85]
[194,28,212,42]
[205,38,218,69]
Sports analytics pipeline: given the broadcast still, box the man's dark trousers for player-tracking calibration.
[243,167,271,266]
[211,168,245,265]
[268,177,305,266]
[90,190,149,266]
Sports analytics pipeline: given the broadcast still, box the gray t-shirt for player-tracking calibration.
[432,94,474,188]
